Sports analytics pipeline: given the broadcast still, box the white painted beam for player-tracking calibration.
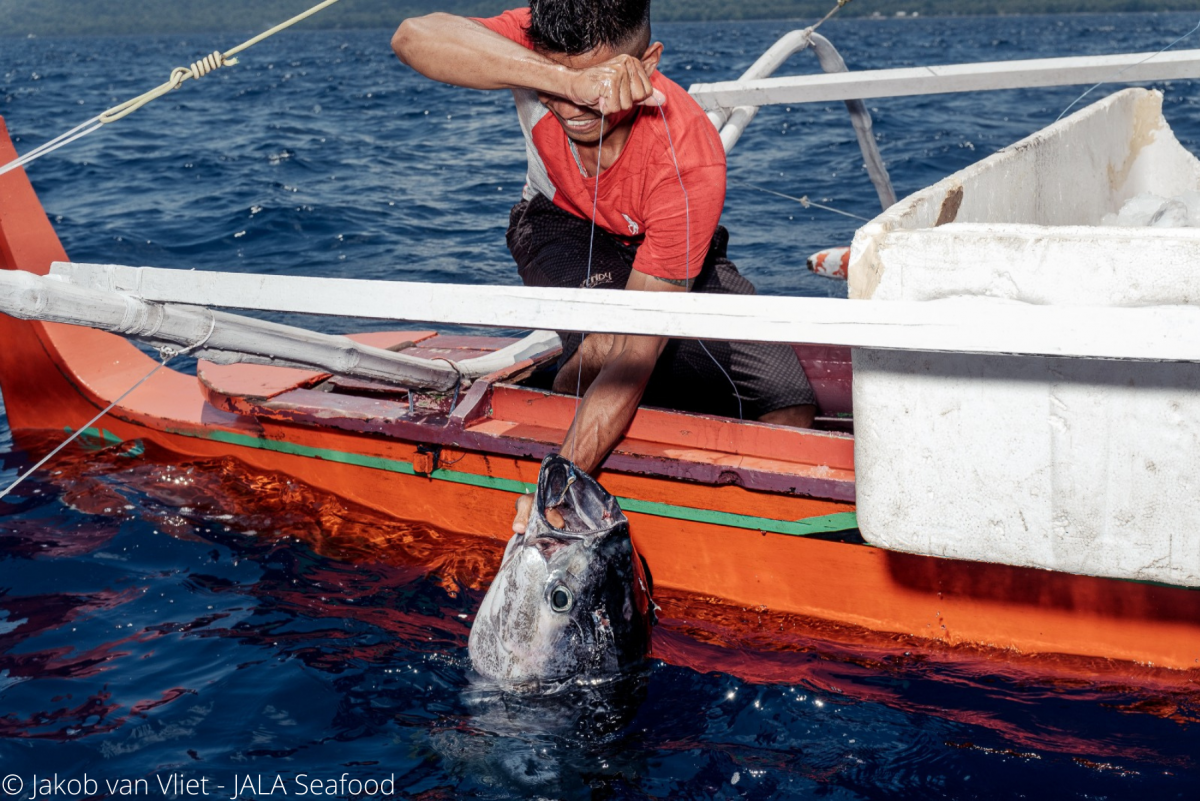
[688,50,1200,110]
[48,262,1200,363]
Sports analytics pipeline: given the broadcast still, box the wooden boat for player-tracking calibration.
[4,114,1200,675]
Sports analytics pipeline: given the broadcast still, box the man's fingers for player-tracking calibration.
[624,59,645,105]
[640,70,656,103]
[637,88,667,107]
[628,59,654,104]
[513,493,533,534]
[572,59,664,112]
[513,492,567,533]
[616,65,634,111]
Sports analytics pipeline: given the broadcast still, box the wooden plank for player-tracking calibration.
[51,262,1200,364]
[345,330,438,348]
[197,362,327,401]
[688,49,1200,109]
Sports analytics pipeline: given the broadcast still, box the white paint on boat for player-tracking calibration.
[851,88,1200,588]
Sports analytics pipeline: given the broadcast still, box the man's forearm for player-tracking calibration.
[392,13,570,96]
[560,335,665,475]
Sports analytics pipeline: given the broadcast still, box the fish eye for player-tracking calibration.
[549,585,574,613]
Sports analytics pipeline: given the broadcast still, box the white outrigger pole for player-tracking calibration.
[689,49,1200,109]
[32,261,1200,365]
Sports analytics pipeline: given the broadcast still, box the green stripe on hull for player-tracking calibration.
[163,427,859,538]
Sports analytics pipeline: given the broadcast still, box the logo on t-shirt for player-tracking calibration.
[622,214,640,236]
[582,271,613,288]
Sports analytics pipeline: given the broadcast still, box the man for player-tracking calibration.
[392,0,817,531]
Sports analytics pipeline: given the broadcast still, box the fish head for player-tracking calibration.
[468,455,654,689]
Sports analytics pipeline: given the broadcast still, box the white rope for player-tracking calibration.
[0,355,170,502]
[0,0,343,176]
[0,118,103,177]
[806,0,854,37]
[1057,15,1200,122]
[0,324,216,503]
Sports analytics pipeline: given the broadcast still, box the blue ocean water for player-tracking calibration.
[2,11,1200,799]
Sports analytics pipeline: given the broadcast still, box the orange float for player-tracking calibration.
[807,246,850,279]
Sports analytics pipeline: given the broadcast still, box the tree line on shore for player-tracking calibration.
[1,0,1196,37]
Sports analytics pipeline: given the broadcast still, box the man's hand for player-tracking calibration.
[566,54,666,113]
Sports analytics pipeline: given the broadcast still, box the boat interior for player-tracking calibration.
[198,331,856,502]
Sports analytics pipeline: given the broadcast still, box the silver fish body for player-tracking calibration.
[468,454,654,688]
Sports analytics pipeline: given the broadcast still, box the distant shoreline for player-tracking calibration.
[0,1,1197,38]
[0,1,1195,38]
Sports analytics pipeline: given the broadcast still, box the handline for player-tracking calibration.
[659,99,744,421]
[570,109,606,465]
[1056,15,1200,122]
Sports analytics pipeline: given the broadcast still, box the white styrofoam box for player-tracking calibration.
[853,349,1200,586]
[848,88,1200,587]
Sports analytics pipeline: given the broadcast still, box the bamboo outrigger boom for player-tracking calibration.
[0,269,558,390]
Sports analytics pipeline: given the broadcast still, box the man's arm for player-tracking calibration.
[392,14,565,94]
[391,13,660,113]
[513,270,686,533]
[558,273,690,475]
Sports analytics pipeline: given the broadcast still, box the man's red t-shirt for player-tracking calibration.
[474,8,727,282]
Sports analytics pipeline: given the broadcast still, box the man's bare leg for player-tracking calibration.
[552,334,615,395]
[759,404,817,428]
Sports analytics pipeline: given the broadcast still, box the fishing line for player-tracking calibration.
[657,104,744,422]
[729,178,871,222]
[0,350,177,502]
[569,89,747,441]
[569,108,606,465]
[1056,15,1200,122]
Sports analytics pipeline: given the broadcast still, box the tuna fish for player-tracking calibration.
[468,454,655,689]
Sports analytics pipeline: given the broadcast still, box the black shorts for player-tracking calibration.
[506,194,816,420]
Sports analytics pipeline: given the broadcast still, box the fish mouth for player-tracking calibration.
[533,455,625,538]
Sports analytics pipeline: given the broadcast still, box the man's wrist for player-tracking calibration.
[523,59,577,101]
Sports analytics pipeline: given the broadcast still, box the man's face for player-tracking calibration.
[536,41,660,146]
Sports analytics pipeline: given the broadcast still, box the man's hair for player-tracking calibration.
[527,0,651,56]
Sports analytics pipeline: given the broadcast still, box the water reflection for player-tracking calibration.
[0,434,1196,795]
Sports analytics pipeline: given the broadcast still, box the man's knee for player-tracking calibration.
[552,334,615,394]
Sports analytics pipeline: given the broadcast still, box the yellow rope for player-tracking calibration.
[98,0,342,125]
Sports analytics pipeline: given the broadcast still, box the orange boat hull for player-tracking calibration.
[2,116,1198,674]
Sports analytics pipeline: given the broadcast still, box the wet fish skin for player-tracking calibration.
[468,454,654,689]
